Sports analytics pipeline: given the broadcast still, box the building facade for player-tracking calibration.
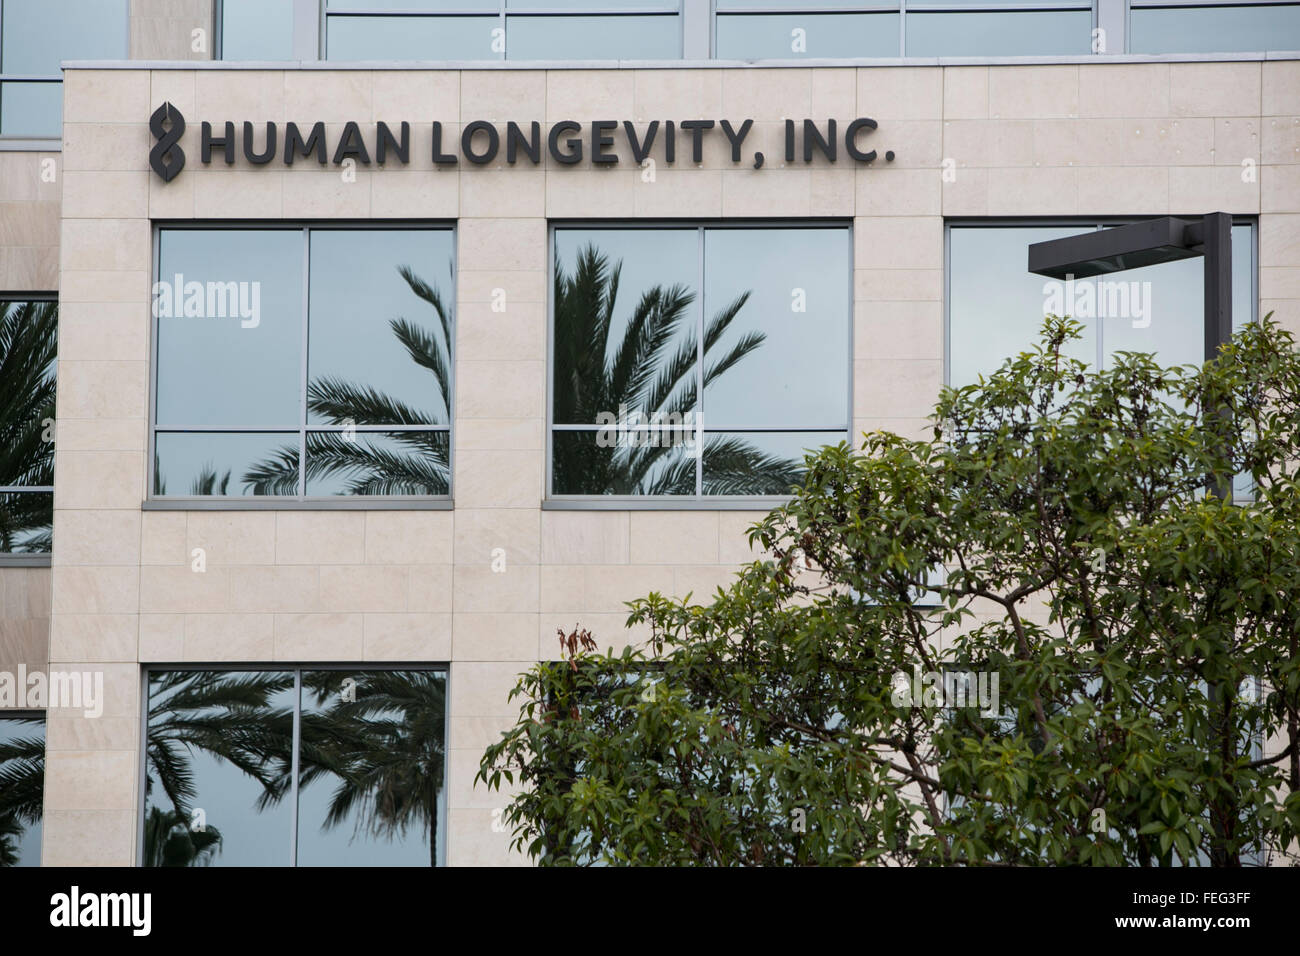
[0,0,1298,866]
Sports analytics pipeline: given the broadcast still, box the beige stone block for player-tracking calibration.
[458,267,547,304]
[540,511,629,565]
[370,168,459,218]
[1078,64,1170,118]
[718,511,769,565]
[132,15,209,60]
[1262,61,1300,116]
[1029,119,1082,169]
[448,714,515,753]
[856,166,940,216]
[48,614,136,662]
[363,612,451,660]
[61,170,149,219]
[633,69,723,121]
[193,168,284,218]
[460,166,545,218]
[988,67,1078,120]
[942,119,1034,168]
[722,69,811,119]
[319,565,409,612]
[673,565,740,604]
[139,564,228,612]
[55,418,146,453]
[461,71,545,121]
[1262,165,1300,214]
[408,564,454,612]
[45,715,138,752]
[55,360,147,421]
[854,216,942,270]
[1168,166,1259,214]
[587,567,676,613]
[811,67,857,117]
[59,269,150,304]
[0,246,56,291]
[449,660,532,718]
[281,167,371,217]
[274,612,364,660]
[41,809,136,866]
[60,218,150,273]
[1214,117,1261,167]
[140,511,186,566]
[455,418,544,452]
[539,564,584,612]
[857,67,943,121]
[44,750,136,810]
[454,509,539,567]
[546,168,635,218]
[857,417,936,444]
[940,165,988,216]
[62,123,150,173]
[629,512,719,565]
[138,613,184,660]
[633,167,724,218]
[453,612,538,661]
[856,268,941,303]
[186,512,277,566]
[195,70,286,122]
[458,218,546,273]
[364,511,454,565]
[1261,214,1300,268]
[811,167,855,216]
[453,564,539,614]
[721,167,811,217]
[51,566,140,615]
[184,612,274,661]
[1076,166,1170,216]
[454,449,542,508]
[456,300,545,363]
[275,512,366,564]
[51,510,141,567]
[284,70,372,123]
[986,166,1077,216]
[147,68,196,116]
[855,359,942,419]
[0,153,50,198]
[1170,62,1261,118]
[1261,117,1300,166]
[457,360,546,419]
[57,301,149,363]
[0,200,60,246]
[446,808,529,866]
[942,67,988,120]
[448,746,509,810]
[229,565,320,613]
[856,300,941,361]
[546,70,635,121]
[63,70,151,124]
[372,71,459,123]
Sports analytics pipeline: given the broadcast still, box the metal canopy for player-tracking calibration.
[1027,216,1203,280]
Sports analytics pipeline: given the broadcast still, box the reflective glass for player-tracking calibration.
[142,671,296,867]
[509,1,678,8]
[0,81,61,137]
[154,432,300,497]
[701,431,821,496]
[1,0,128,75]
[716,0,895,8]
[296,670,446,867]
[221,0,296,60]
[905,10,1092,56]
[702,228,849,428]
[308,230,453,427]
[507,14,681,58]
[715,12,899,58]
[329,0,497,8]
[327,15,499,59]
[0,298,55,551]
[156,230,304,428]
[0,715,43,866]
[1131,4,1300,53]
[304,430,450,495]
[1,492,52,552]
[551,428,697,495]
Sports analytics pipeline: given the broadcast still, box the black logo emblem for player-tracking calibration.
[149,102,185,182]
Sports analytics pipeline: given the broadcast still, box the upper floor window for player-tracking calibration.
[151,225,454,501]
[1129,1,1300,53]
[714,0,1094,58]
[1,298,55,554]
[0,0,128,138]
[325,0,683,61]
[219,0,297,60]
[549,223,850,501]
[0,713,43,866]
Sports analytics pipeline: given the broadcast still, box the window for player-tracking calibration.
[219,0,297,60]
[141,668,447,867]
[1129,0,1300,53]
[151,225,454,501]
[0,713,43,866]
[714,1,1093,58]
[0,0,128,138]
[1,298,55,554]
[325,0,682,60]
[549,224,850,500]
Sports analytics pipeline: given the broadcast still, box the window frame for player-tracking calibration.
[545,218,854,510]
[146,220,457,511]
[136,663,450,868]
[1125,0,1300,54]
[0,290,56,566]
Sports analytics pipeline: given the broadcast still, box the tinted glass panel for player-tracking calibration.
[0,299,55,552]
[716,0,895,8]
[327,15,499,59]
[143,671,296,867]
[715,13,900,58]
[905,10,1092,56]
[154,432,300,497]
[1,0,128,75]
[221,0,296,60]
[701,431,816,495]
[509,1,678,7]
[156,230,304,428]
[0,81,61,137]
[507,14,681,58]
[0,715,43,866]
[296,670,446,867]
[1131,4,1300,53]
[1,492,52,552]
[552,429,697,495]
[330,0,497,8]
[702,229,849,427]
[304,431,450,495]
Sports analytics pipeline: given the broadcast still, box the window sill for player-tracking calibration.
[0,138,60,151]
[543,496,788,511]
[142,497,454,511]
[0,553,51,567]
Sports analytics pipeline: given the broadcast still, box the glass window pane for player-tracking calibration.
[0,81,62,137]
[1,0,128,75]
[327,15,499,59]
[552,228,698,426]
[329,0,497,8]
[717,0,895,8]
[701,431,818,496]
[154,432,300,497]
[296,670,446,867]
[156,230,304,428]
[715,12,899,58]
[906,10,1093,56]
[509,0,677,8]
[221,0,296,60]
[948,225,1097,389]
[304,430,449,495]
[308,230,453,427]
[0,715,44,866]
[702,228,849,428]
[507,15,681,59]
[1131,4,1300,54]
[1,492,52,553]
[552,428,698,495]
[142,671,296,867]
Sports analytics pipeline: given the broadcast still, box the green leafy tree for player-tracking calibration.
[480,316,1300,866]
[0,300,56,552]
